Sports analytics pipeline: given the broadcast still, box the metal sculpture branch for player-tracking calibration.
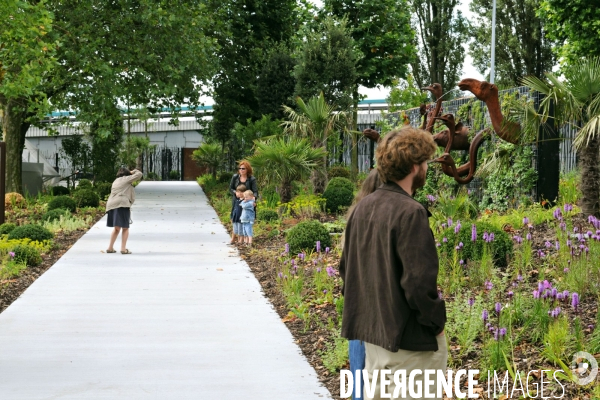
[360,78,520,185]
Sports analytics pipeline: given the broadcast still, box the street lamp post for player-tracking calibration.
[490,0,497,84]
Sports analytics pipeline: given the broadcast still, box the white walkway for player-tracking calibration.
[0,182,330,399]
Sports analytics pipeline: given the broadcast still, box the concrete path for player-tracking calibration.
[0,182,331,399]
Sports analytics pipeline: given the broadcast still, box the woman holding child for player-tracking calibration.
[228,160,258,245]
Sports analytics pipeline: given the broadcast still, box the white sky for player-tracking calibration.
[201,0,484,104]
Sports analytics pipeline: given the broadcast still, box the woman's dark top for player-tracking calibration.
[229,174,258,209]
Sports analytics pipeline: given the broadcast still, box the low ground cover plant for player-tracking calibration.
[8,225,54,242]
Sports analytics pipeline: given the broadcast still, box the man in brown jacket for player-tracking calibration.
[340,127,447,399]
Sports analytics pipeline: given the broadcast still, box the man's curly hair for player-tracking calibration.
[376,126,437,183]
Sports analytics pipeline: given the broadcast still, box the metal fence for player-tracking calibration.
[41,146,183,182]
[140,146,182,181]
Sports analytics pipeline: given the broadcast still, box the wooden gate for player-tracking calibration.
[182,148,207,181]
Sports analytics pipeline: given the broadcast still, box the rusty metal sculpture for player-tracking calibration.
[359,78,518,185]
[457,78,520,144]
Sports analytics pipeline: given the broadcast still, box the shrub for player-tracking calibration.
[258,209,279,222]
[41,208,71,222]
[169,170,181,180]
[286,220,332,254]
[328,166,351,179]
[146,171,161,181]
[323,186,354,213]
[94,182,113,199]
[439,221,513,268]
[8,224,54,242]
[48,195,77,212]
[12,244,42,266]
[73,189,100,208]
[326,177,355,193]
[77,179,93,190]
[50,186,70,196]
[5,192,26,209]
[218,172,234,184]
[0,223,17,235]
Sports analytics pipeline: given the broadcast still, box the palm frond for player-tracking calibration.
[574,115,600,150]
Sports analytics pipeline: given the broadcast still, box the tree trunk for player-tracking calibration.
[351,87,359,177]
[578,136,600,217]
[1,97,28,194]
[280,180,292,203]
[311,168,327,194]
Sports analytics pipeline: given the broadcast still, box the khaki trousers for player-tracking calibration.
[363,335,448,400]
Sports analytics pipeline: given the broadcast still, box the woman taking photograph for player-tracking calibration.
[228,159,258,213]
[106,167,143,254]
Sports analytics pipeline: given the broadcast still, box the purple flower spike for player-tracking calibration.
[526,232,532,241]
[482,309,489,321]
[572,293,580,311]
[564,268,570,273]
[507,291,514,299]
[543,280,552,290]
[278,272,283,278]
[316,241,321,253]
[545,240,552,248]
[441,223,447,229]
[523,217,529,225]
[443,237,448,243]
[517,274,523,282]
[553,208,562,220]
[533,290,540,299]
[285,243,290,254]
[555,241,560,251]
[495,302,502,313]
[459,259,464,265]
[454,221,462,234]
[551,288,558,299]
[562,290,570,299]
[483,232,489,242]
[436,242,441,247]
[560,221,566,231]
[9,251,15,258]
[326,266,336,277]
[484,280,493,290]
[325,247,330,254]
[471,224,477,242]
[316,267,321,272]
[323,289,328,294]
[448,218,453,227]
[468,298,475,307]
[499,328,507,337]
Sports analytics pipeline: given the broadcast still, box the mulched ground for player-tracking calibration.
[0,211,105,314]
[233,213,600,400]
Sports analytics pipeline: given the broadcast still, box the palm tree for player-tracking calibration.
[520,57,600,216]
[281,92,349,194]
[247,137,327,203]
[191,142,223,179]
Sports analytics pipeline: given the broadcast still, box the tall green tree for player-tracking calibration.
[256,45,297,120]
[469,0,555,87]
[410,0,469,92]
[1,0,216,193]
[207,0,300,147]
[539,0,600,62]
[0,0,58,193]
[325,0,416,174]
[293,17,360,110]
[519,57,600,216]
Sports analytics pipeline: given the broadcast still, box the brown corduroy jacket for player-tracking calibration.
[339,182,446,352]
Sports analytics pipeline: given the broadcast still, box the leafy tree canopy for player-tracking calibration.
[294,17,361,110]
[411,0,469,93]
[325,0,416,89]
[539,0,600,62]
[470,0,555,87]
